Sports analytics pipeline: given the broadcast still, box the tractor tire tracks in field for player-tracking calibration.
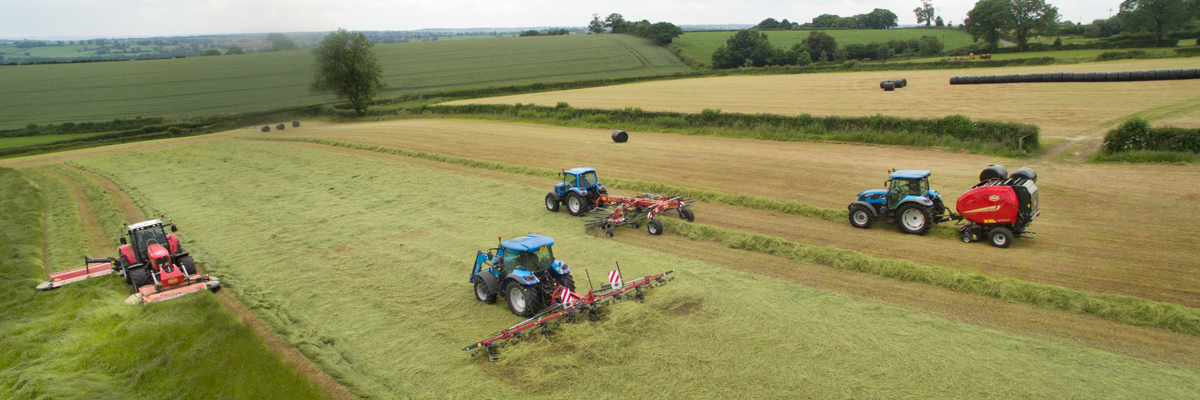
[56,163,357,400]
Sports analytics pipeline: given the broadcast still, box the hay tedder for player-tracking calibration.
[545,167,694,237]
[466,234,674,360]
[37,217,220,304]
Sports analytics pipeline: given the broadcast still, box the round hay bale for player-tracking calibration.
[1083,72,1096,81]
[292,120,300,127]
[276,123,286,130]
[611,130,629,143]
[1156,70,1171,80]
[1011,166,1037,183]
[1170,69,1184,79]
[996,75,1009,83]
[260,125,270,133]
[964,76,977,84]
[1015,74,1030,82]
[1061,73,1075,81]
[880,80,894,89]
[1118,71,1131,81]
[1109,72,1122,81]
[881,81,896,91]
[1050,72,1063,82]
[981,75,995,84]
[1129,71,1144,80]
[895,78,908,87]
[1072,73,1086,82]
[950,76,961,85]
[1030,73,1044,82]
[979,165,1008,182]
[1182,69,1197,79]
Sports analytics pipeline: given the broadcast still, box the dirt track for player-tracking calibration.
[266,119,1200,307]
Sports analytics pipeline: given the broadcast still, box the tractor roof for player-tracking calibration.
[563,167,595,176]
[127,219,163,231]
[501,234,555,252]
[890,170,931,180]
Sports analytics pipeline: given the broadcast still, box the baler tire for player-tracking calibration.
[128,267,152,290]
[989,227,1013,248]
[177,256,197,276]
[849,204,874,229]
[647,218,664,235]
[475,280,497,304]
[896,203,932,235]
[558,273,576,292]
[545,193,560,212]
[507,284,538,317]
[960,230,973,243]
[566,193,586,216]
[679,208,695,222]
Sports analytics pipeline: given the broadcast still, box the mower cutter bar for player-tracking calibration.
[463,270,674,355]
[36,257,118,291]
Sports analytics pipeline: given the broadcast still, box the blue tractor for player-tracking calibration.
[470,234,576,317]
[847,170,951,235]
[545,167,608,216]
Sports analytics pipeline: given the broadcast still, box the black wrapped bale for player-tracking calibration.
[895,78,907,87]
[1129,71,1144,80]
[996,75,1008,83]
[1030,73,1044,82]
[1183,69,1198,79]
[980,165,1008,182]
[276,123,286,130]
[261,125,270,132]
[1106,72,1120,81]
[1011,167,1037,183]
[292,120,300,127]
[1060,73,1073,81]
[1118,71,1131,81]
[881,81,896,91]
[980,75,993,84]
[1083,72,1096,81]
[1020,74,1034,82]
[1051,72,1063,82]
[950,76,960,85]
[964,76,977,84]
[1072,73,1086,82]
[612,130,629,143]
[1170,69,1184,79]
[1156,70,1171,80]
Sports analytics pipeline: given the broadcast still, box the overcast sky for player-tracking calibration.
[2,0,1120,39]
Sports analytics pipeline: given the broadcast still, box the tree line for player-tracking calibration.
[711,30,943,69]
[755,8,900,30]
[966,0,1200,51]
[588,13,683,45]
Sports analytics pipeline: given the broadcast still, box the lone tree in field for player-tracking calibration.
[1009,0,1059,52]
[914,0,937,26]
[801,31,838,62]
[966,0,1012,50]
[266,33,297,51]
[311,29,386,116]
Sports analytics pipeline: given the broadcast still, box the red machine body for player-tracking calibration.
[956,186,1019,225]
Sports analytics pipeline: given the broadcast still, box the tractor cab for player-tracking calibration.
[120,219,180,264]
[547,167,610,216]
[885,170,936,209]
[470,234,576,317]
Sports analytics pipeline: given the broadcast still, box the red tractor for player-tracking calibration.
[37,216,220,304]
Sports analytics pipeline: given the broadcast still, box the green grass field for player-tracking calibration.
[0,44,157,60]
[0,167,326,399]
[62,140,1200,398]
[673,28,975,66]
[0,34,688,130]
[0,132,112,149]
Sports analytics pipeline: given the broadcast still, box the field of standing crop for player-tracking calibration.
[30,138,1195,398]
[672,28,976,66]
[0,34,688,130]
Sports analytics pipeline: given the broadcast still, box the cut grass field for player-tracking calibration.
[0,34,688,130]
[53,140,1200,398]
[259,119,1200,310]
[0,167,326,399]
[447,58,1200,157]
[672,28,976,66]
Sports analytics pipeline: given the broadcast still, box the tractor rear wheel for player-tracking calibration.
[679,207,695,222]
[566,193,587,216]
[558,273,576,292]
[474,280,497,303]
[128,267,152,290]
[544,193,560,212]
[896,203,932,235]
[849,204,874,229]
[177,256,197,276]
[647,218,664,235]
[507,284,540,317]
[989,227,1013,248]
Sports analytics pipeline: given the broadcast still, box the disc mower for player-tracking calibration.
[544,167,695,237]
[37,216,220,304]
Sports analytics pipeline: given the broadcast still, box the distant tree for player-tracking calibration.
[780,19,796,29]
[1010,0,1059,51]
[545,28,571,36]
[712,29,777,68]
[589,14,606,33]
[1120,0,1188,45]
[801,31,837,62]
[311,28,386,116]
[520,30,541,37]
[936,16,945,26]
[200,49,221,56]
[757,18,782,29]
[645,22,683,45]
[833,47,848,62]
[226,45,244,55]
[876,44,892,61]
[914,0,937,26]
[864,8,900,29]
[266,33,297,51]
[606,13,628,33]
[966,0,1011,50]
[918,35,944,56]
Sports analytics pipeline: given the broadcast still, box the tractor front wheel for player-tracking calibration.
[896,203,932,235]
[647,218,664,235]
[474,280,497,303]
[849,204,874,229]
[177,256,197,276]
[128,267,152,290]
[566,193,587,216]
[545,193,560,212]
[507,284,540,317]
[989,227,1013,248]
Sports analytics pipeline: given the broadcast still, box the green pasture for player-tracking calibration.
[68,140,1200,398]
[0,34,688,130]
[673,28,975,66]
[0,44,156,60]
[0,132,112,149]
[0,167,325,399]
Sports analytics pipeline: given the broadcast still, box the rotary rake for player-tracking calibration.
[464,268,674,361]
[584,193,694,237]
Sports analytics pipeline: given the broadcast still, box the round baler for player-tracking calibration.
[955,165,1039,248]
